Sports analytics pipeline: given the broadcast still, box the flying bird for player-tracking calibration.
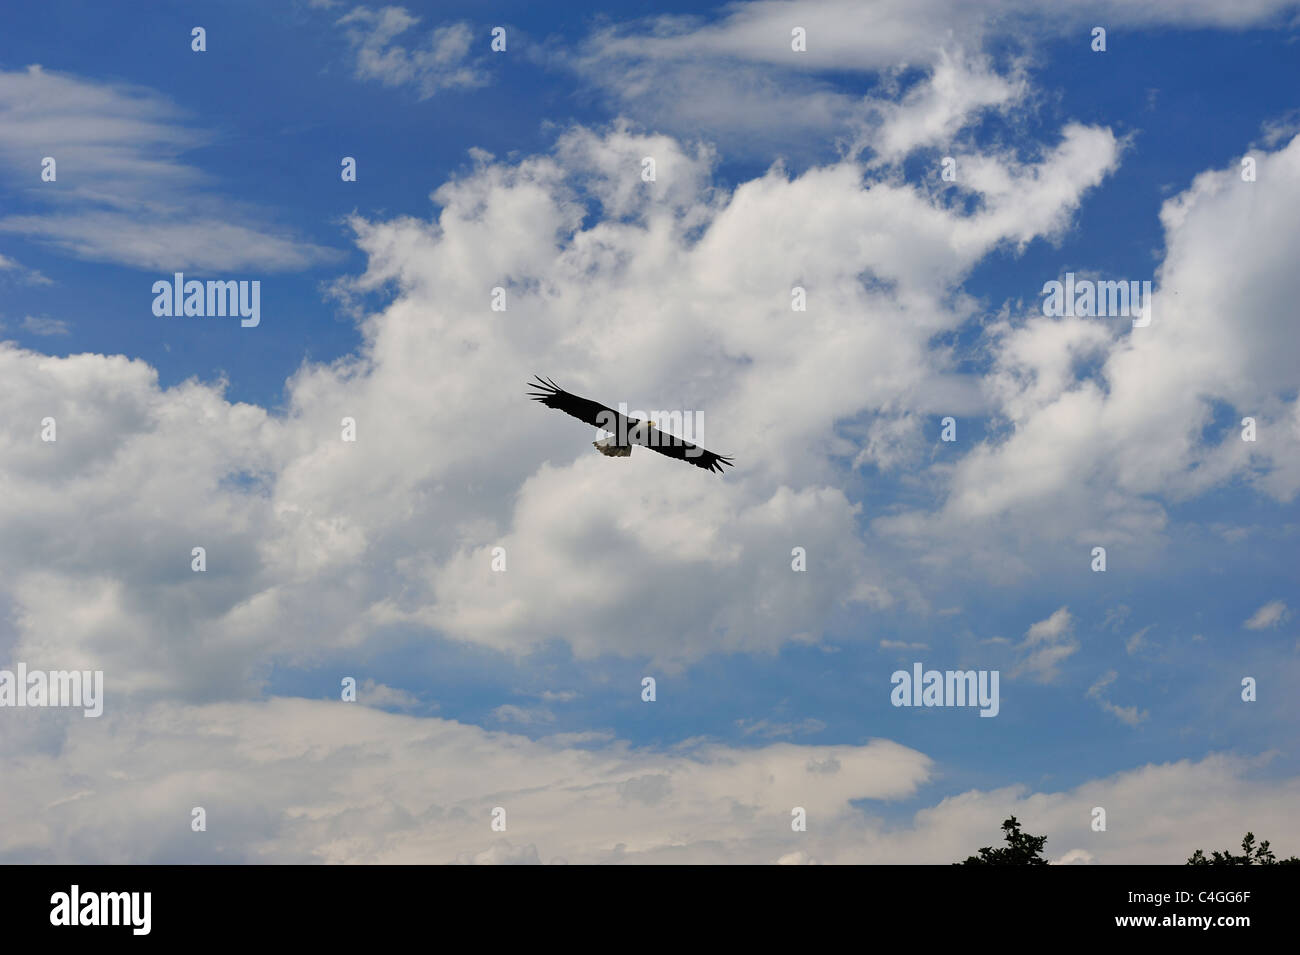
[527,376,735,474]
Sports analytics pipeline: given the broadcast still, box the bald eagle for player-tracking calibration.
[527,376,735,474]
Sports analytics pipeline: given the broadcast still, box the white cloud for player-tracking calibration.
[0,66,337,271]
[336,8,486,99]
[1026,606,1073,642]
[1102,604,1131,632]
[20,315,69,336]
[0,252,50,285]
[1053,848,1095,864]
[876,134,1300,581]
[903,752,1299,866]
[1012,607,1079,682]
[584,0,1300,72]
[0,111,1139,693]
[492,704,555,724]
[775,850,821,864]
[454,841,541,865]
[357,679,427,711]
[1,699,1293,863]
[571,1,1298,155]
[0,699,932,863]
[0,92,1288,723]
[735,717,827,738]
[1,213,334,273]
[0,343,282,696]
[3,10,1300,865]
[538,689,579,703]
[1125,625,1154,655]
[1087,670,1148,727]
[860,49,1029,163]
[1245,600,1290,630]
[0,113,1288,705]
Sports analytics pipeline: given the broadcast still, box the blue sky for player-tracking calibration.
[1,1,1298,863]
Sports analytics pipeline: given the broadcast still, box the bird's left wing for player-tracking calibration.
[526,376,626,431]
[636,431,735,474]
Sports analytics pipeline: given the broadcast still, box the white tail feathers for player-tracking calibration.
[593,437,632,457]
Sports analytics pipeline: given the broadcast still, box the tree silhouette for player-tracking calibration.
[957,816,1049,865]
[1186,832,1300,865]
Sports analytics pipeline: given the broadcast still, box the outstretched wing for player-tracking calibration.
[634,429,735,474]
[527,376,735,475]
[527,376,626,431]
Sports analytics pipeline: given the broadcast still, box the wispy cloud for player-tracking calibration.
[0,252,50,285]
[356,679,430,711]
[537,689,579,703]
[21,315,70,336]
[493,703,555,724]
[0,66,338,271]
[1087,670,1148,727]
[336,8,487,99]
[1011,607,1079,682]
[1125,624,1154,655]
[735,717,827,738]
[569,0,1300,158]
[1244,600,1290,630]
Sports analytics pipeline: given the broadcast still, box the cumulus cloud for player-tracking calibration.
[1,88,1295,740]
[0,700,931,863]
[1,699,1293,863]
[1,3,1298,868]
[875,134,1300,583]
[858,48,1029,163]
[20,93,1300,706]
[570,0,1298,156]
